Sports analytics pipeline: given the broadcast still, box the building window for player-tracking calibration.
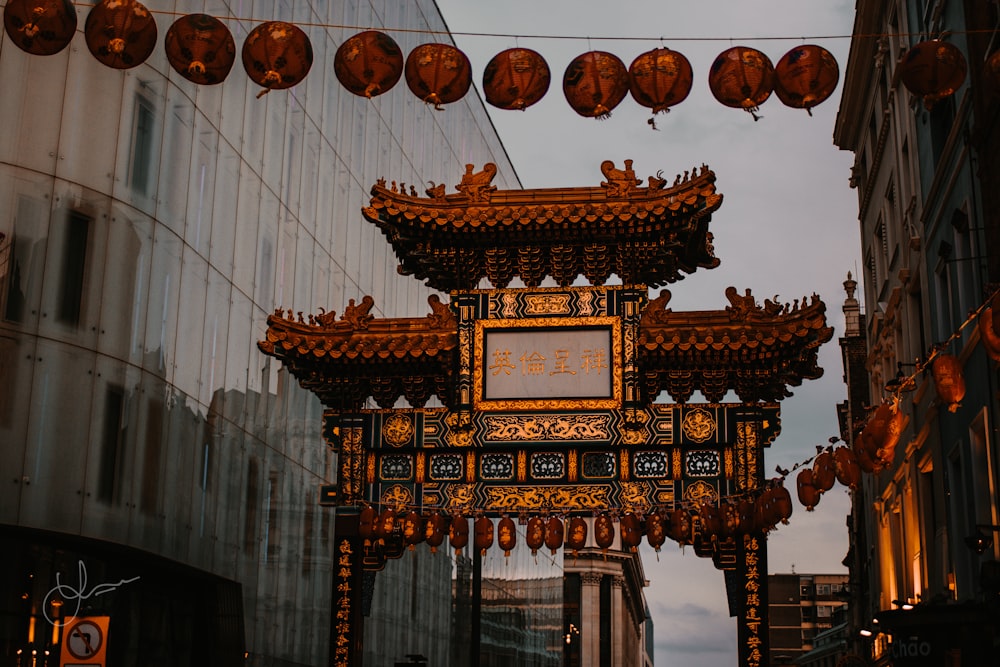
[129,94,156,195]
[56,211,90,327]
[97,384,126,504]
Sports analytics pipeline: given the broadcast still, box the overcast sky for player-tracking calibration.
[434,1,861,665]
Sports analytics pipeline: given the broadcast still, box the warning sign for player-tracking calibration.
[60,616,108,667]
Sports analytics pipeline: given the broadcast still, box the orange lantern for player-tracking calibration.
[565,516,588,556]
[424,512,447,553]
[771,482,793,524]
[718,501,740,538]
[3,0,76,56]
[563,50,629,119]
[796,468,821,511]
[373,508,396,540]
[620,513,643,552]
[979,300,1000,362]
[594,514,615,554]
[404,42,472,109]
[474,516,494,555]
[646,511,667,551]
[812,449,837,493]
[84,0,157,70]
[877,402,905,465]
[697,502,723,539]
[483,47,550,111]
[334,30,404,99]
[496,516,516,557]
[773,44,839,115]
[358,505,377,539]
[833,445,860,489]
[931,352,965,412]
[708,46,775,120]
[242,21,313,96]
[754,487,778,532]
[526,516,545,555]
[401,510,424,549]
[628,47,693,126]
[899,40,966,110]
[853,440,879,474]
[668,507,693,545]
[544,516,564,555]
[164,14,236,85]
[736,498,759,535]
[449,514,469,554]
[986,50,1000,93]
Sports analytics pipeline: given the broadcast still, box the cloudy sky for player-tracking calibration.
[434,1,861,665]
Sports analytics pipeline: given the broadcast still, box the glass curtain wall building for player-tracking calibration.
[0,1,517,665]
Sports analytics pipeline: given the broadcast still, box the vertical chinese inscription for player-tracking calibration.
[339,428,364,505]
[740,535,767,667]
[333,539,356,667]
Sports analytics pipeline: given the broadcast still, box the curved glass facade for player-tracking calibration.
[0,2,516,665]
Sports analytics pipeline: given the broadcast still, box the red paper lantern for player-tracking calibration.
[708,46,775,120]
[620,513,643,552]
[754,487,778,531]
[84,0,157,70]
[812,449,837,493]
[931,352,965,413]
[404,42,472,109]
[401,511,424,549]
[986,50,1000,93]
[3,0,76,56]
[771,482,793,524]
[718,501,740,537]
[796,468,821,511]
[736,499,758,535]
[483,47,550,111]
[424,513,447,553]
[899,40,966,110]
[474,516,494,555]
[334,30,404,98]
[854,440,879,474]
[358,505,377,539]
[563,50,629,119]
[697,502,723,539]
[565,516,588,555]
[449,514,469,554]
[774,44,839,114]
[242,21,313,96]
[833,446,861,489]
[645,511,667,551]
[877,402,905,465]
[374,508,396,540]
[164,14,236,85]
[526,516,545,555]
[544,516,564,555]
[594,514,615,553]
[981,301,1000,362]
[628,47,693,125]
[668,507,693,545]
[497,516,517,556]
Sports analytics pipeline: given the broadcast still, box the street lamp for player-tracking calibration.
[963,524,1000,555]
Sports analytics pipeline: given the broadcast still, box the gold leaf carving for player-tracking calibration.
[525,294,571,315]
[682,407,717,443]
[484,414,611,441]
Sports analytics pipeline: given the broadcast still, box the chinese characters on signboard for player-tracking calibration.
[483,327,612,400]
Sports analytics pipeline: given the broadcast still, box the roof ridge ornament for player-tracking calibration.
[454,163,497,202]
[600,159,642,198]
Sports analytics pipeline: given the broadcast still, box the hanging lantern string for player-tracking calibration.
[66,5,998,45]
[886,286,1000,400]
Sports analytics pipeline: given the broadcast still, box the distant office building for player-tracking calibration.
[0,2,517,665]
[768,573,849,665]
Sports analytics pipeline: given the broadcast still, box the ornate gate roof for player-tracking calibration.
[258,287,832,409]
[362,159,722,290]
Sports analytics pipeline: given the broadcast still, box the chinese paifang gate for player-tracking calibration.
[258,159,833,667]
